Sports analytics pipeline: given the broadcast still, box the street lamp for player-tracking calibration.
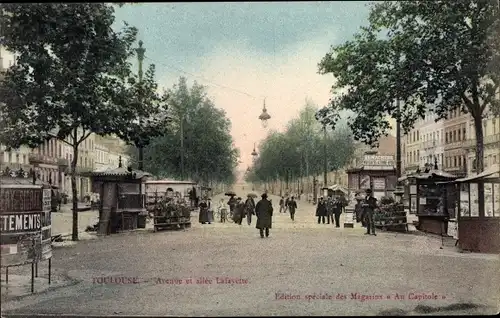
[135,40,146,171]
[251,143,258,158]
[258,98,271,128]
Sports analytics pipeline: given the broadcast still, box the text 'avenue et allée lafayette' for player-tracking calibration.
[92,276,249,285]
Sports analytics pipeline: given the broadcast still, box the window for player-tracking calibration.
[494,155,498,164]
[453,130,457,142]
[23,154,27,164]
[458,156,462,167]
[458,129,461,141]
[462,127,466,140]
[445,132,449,144]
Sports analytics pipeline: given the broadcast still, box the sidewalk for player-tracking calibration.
[0,273,78,301]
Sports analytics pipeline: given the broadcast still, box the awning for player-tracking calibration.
[437,164,499,184]
[454,164,499,183]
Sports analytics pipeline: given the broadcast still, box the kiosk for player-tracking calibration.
[399,165,457,235]
[87,158,150,235]
[446,164,499,253]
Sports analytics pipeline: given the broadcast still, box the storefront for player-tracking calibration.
[449,164,500,253]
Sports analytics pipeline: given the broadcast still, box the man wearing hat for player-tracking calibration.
[255,193,273,238]
[362,188,378,235]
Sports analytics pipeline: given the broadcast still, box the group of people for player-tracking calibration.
[278,196,298,221]
[226,195,257,225]
[315,195,347,227]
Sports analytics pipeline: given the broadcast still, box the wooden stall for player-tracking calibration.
[88,162,150,235]
[448,164,500,253]
[400,169,458,235]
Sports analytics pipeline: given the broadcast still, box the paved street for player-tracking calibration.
[1,187,499,316]
[51,204,99,236]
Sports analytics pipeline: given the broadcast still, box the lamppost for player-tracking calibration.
[258,98,271,128]
[135,40,146,171]
[251,144,258,190]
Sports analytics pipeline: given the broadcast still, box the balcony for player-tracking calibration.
[28,153,59,165]
[64,166,93,176]
[419,140,441,150]
[0,162,33,171]
[462,133,500,149]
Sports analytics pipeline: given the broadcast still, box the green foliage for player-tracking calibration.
[246,100,355,183]
[128,77,238,185]
[0,3,166,240]
[317,0,500,172]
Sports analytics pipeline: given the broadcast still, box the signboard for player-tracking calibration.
[363,155,395,166]
[447,219,458,239]
[0,185,51,267]
[41,188,52,260]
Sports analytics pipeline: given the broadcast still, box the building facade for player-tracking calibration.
[464,114,500,175]
[94,135,130,171]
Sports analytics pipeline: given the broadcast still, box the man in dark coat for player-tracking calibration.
[279,197,285,213]
[363,188,378,235]
[255,193,273,238]
[326,196,335,224]
[287,196,298,221]
[316,197,327,224]
[333,196,345,228]
[245,195,256,225]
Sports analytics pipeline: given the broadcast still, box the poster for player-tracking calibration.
[360,175,370,189]
[373,178,386,190]
[484,183,494,217]
[410,196,417,214]
[410,185,417,195]
[447,220,458,239]
[494,183,500,217]
[469,183,479,217]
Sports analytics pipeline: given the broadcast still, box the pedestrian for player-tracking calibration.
[228,195,237,215]
[207,198,213,224]
[363,189,378,236]
[284,196,290,213]
[255,193,273,238]
[287,196,297,221]
[279,196,285,213]
[333,196,344,228]
[326,196,335,224]
[354,195,364,224]
[234,197,245,225]
[245,195,256,225]
[198,198,210,224]
[316,197,327,224]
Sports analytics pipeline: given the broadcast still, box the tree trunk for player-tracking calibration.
[473,114,485,217]
[71,129,79,241]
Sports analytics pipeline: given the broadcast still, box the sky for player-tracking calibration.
[0,2,376,173]
[112,2,373,171]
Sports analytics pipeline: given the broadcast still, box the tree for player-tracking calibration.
[247,100,355,187]
[129,77,239,186]
[0,3,165,241]
[318,0,500,174]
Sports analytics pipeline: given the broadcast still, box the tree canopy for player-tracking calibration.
[0,3,167,240]
[317,0,500,173]
[246,100,355,184]
[128,77,238,185]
